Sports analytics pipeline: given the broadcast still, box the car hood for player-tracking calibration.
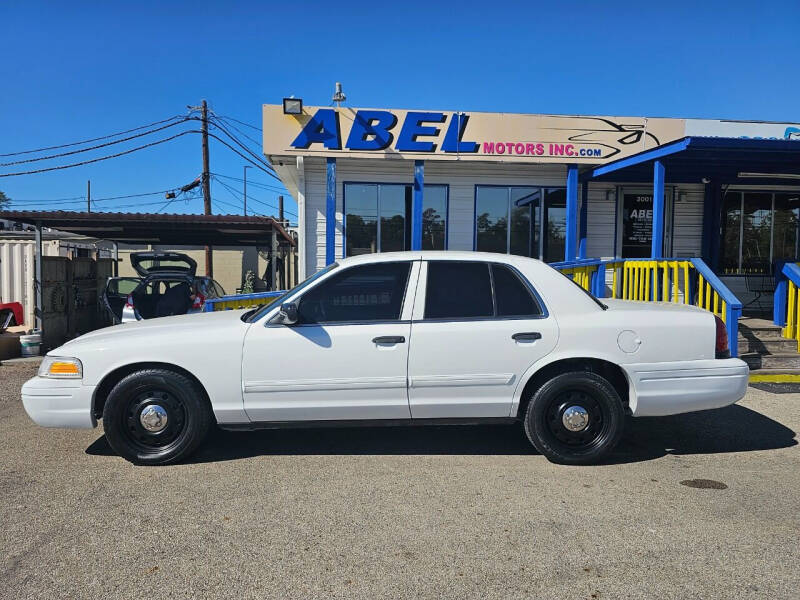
[50,309,251,355]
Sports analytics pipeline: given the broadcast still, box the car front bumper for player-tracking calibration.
[21,376,97,428]
[624,358,749,417]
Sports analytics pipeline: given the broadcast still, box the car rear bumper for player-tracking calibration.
[21,376,97,429]
[624,358,749,417]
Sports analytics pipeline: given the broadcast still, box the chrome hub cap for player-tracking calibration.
[562,405,589,432]
[139,404,168,432]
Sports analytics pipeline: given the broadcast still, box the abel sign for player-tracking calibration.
[262,105,687,163]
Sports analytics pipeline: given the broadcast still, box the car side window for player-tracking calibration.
[297,262,411,324]
[491,264,542,317]
[425,262,493,319]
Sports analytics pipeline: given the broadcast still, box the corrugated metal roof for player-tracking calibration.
[0,210,295,246]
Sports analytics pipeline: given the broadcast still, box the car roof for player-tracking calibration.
[337,250,546,268]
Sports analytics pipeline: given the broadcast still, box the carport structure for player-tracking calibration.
[0,210,295,335]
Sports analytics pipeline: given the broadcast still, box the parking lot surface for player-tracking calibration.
[1,361,798,600]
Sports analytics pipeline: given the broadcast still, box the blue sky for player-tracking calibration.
[1,1,798,222]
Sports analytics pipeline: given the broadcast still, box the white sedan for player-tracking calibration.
[22,251,749,465]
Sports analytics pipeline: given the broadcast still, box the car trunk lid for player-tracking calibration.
[130,252,197,278]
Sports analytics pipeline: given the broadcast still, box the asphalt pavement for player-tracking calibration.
[1,361,798,599]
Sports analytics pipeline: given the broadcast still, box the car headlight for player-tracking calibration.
[39,356,83,379]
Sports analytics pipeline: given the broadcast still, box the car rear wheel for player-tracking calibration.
[523,371,624,465]
[102,368,212,465]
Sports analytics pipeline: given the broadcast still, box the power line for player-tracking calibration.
[211,172,288,194]
[6,187,188,208]
[8,196,86,204]
[93,189,176,201]
[0,114,187,158]
[0,118,193,167]
[212,175,297,218]
[211,114,262,132]
[211,113,264,150]
[0,130,197,178]
[207,116,277,175]
[205,132,281,180]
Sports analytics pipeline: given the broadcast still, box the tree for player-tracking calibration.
[0,190,9,210]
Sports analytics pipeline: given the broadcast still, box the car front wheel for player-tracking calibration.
[102,368,212,465]
[523,370,625,465]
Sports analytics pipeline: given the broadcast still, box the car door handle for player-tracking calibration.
[512,332,542,341]
[372,336,406,344]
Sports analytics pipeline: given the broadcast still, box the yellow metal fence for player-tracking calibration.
[557,259,731,324]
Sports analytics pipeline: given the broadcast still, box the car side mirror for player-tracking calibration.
[275,302,298,325]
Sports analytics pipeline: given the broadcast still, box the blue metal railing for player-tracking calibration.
[772,262,800,350]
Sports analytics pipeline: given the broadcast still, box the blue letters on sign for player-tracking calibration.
[396,112,446,152]
[346,110,398,150]
[442,113,478,153]
[291,109,342,149]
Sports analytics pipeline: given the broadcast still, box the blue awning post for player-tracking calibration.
[709,182,722,272]
[325,157,336,264]
[578,181,588,259]
[700,181,714,263]
[412,160,424,250]
[652,160,665,258]
[565,164,579,261]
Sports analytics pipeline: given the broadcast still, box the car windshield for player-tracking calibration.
[245,262,339,323]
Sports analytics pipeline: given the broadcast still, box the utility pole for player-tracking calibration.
[201,99,212,277]
[278,195,284,224]
[86,180,91,213]
[243,165,251,216]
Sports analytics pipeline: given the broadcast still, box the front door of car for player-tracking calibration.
[241,260,419,422]
[407,260,558,418]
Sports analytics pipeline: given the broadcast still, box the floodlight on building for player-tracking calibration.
[283,97,303,115]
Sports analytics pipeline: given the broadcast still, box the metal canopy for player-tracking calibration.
[582,137,800,184]
[0,211,295,247]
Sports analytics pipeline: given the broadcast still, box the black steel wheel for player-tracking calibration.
[524,371,624,465]
[103,368,212,465]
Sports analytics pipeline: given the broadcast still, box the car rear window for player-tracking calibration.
[492,264,542,317]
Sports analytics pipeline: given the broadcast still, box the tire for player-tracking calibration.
[102,368,212,465]
[523,371,624,465]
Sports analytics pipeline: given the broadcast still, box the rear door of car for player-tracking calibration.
[407,260,558,418]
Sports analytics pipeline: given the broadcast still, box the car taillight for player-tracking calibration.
[125,295,134,309]
[714,315,730,359]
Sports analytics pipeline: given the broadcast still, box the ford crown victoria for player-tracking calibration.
[22,251,749,465]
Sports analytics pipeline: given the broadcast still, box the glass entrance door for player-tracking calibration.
[618,187,673,258]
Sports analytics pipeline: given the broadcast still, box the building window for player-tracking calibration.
[721,190,800,274]
[475,186,565,262]
[344,183,448,256]
[422,185,447,250]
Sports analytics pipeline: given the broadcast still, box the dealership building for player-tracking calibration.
[261,103,800,307]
